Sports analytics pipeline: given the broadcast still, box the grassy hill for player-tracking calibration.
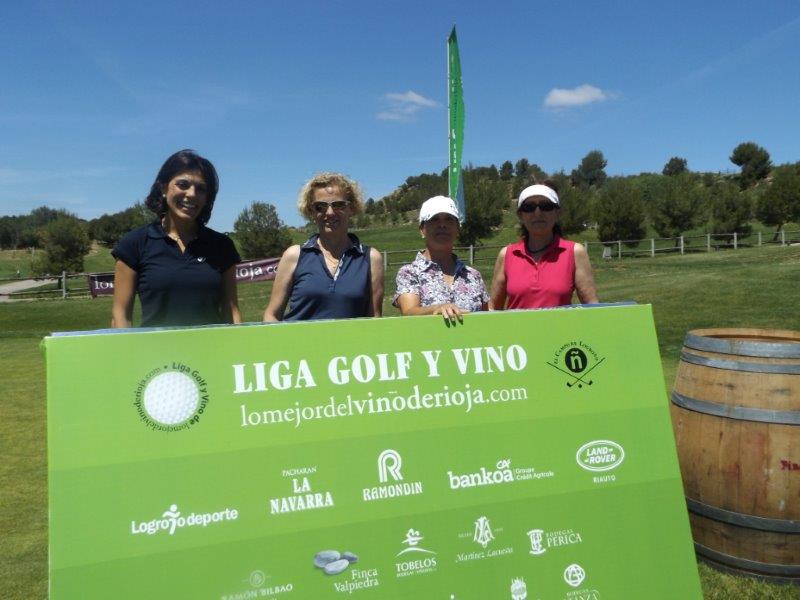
[1,228,799,598]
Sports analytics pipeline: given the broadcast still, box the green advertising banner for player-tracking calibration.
[45,304,702,599]
[448,26,465,222]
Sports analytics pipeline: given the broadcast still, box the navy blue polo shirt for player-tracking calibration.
[112,222,241,327]
[285,234,372,321]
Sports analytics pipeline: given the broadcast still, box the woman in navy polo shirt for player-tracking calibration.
[111,150,241,327]
[263,172,384,321]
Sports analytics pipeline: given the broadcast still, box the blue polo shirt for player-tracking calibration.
[285,234,372,321]
[112,222,240,327]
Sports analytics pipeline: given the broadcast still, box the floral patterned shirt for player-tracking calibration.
[393,251,489,312]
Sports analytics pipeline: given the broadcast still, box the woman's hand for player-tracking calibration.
[432,302,465,324]
[396,294,467,324]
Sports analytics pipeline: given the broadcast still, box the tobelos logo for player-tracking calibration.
[134,363,209,431]
[547,342,605,389]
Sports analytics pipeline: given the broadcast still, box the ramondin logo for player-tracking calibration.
[547,342,605,389]
[134,363,209,431]
[576,440,625,472]
[362,449,423,501]
[130,503,238,536]
[378,449,403,483]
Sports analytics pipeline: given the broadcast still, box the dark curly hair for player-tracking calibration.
[144,149,219,225]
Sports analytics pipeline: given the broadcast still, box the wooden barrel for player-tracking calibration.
[670,328,800,585]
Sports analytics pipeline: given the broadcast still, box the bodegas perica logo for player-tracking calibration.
[546,342,605,389]
[134,363,209,431]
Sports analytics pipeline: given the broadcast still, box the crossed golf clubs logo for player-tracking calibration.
[547,345,605,388]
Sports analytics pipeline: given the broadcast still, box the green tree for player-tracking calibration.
[499,161,514,181]
[594,178,646,245]
[649,174,707,239]
[32,216,91,274]
[90,203,151,246]
[547,172,591,235]
[514,158,530,178]
[571,150,607,188]
[709,180,752,236]
[662,157,688,176]
[458,175,507,246]
[730,142,771,189]
[233,202,292,259]
[756,164,800,239]
[511,161,548,198]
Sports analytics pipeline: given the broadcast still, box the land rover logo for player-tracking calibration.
[576,441,625,472]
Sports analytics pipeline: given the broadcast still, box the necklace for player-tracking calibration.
[527,240,552,254]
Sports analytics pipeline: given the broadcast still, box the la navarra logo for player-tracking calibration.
[547,341,605,389]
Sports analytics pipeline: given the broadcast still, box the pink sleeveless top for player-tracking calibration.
[503,237,576,309]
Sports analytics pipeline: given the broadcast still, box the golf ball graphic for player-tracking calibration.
[143,371,199,425]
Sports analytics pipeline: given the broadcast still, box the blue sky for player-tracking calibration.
[1,1,799,229]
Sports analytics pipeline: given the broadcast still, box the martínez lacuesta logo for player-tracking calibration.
[134,362,209,431]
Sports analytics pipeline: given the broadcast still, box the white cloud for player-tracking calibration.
[377,90,439,121]
[543,84,611,109]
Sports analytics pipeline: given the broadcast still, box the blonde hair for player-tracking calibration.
[297,172,365,220]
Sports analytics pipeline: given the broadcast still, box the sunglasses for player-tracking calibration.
[313,200,350,213]
[174,179,208,193]
[519,201,558,213]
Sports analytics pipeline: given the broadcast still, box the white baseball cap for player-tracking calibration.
[419,195,460,223]
[518,184,559,208]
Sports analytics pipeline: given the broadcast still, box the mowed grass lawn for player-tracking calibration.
[1,244,799,599]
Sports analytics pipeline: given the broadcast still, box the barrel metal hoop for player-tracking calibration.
[694,542,800,576]
[697,553,800,586]
[671,391,800,425]
[685,332,800,359]
[680,350,800,375]
[687,497,800,533]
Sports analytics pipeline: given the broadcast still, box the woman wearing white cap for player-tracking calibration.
[393,196,489,322]
[490,181,598,309]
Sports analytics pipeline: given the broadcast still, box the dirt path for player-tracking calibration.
[0,278,57,301]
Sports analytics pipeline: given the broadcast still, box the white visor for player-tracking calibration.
[419,195,460,223]
[518,184,559,207]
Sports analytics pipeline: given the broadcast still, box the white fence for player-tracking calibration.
[2,229,798,300]
[379,229,800,268]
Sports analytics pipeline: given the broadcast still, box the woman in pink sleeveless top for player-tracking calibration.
[490,182,598,309]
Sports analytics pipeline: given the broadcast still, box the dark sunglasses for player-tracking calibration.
[313,200,350,213]
[174,179,207,193]
[519,201,558,213]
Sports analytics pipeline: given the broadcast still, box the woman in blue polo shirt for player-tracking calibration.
[111,149,241,327]
[263,172,384,321]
